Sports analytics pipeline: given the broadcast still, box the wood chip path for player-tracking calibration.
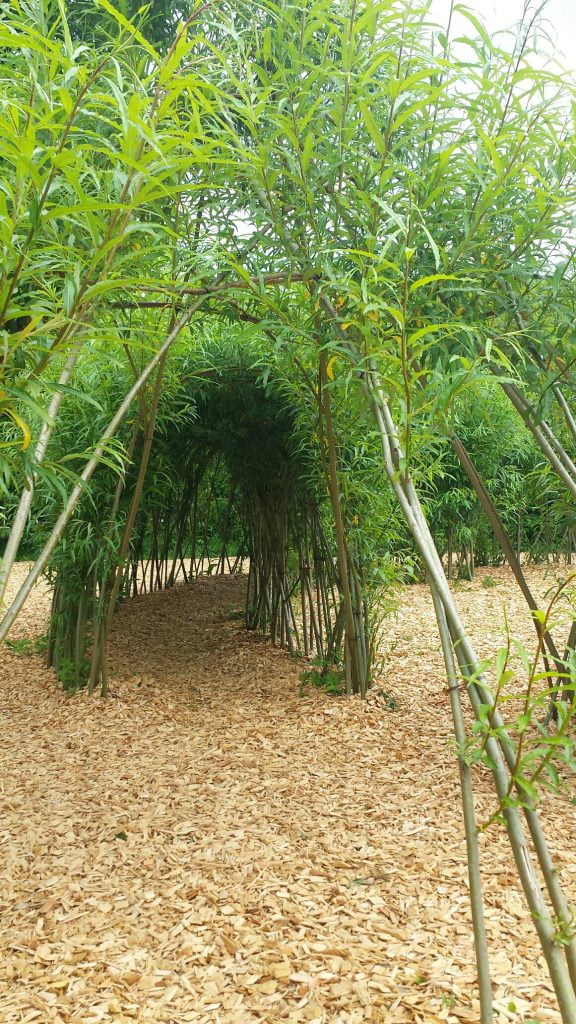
[1,565,575,1023]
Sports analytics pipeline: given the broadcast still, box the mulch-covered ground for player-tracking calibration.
[1,564,575,1024]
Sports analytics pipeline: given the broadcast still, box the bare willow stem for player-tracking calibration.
[319,349,362,694]
[0,347,80,610]
[100,352,168,693]
[349,349,576,1020]
[430,583,493,1024]
[107,271,305,308]
[498,380,576,501]
[450,431,563,670]
[0,300,204,644]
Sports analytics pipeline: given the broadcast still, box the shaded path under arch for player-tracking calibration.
[0,569,574,1022]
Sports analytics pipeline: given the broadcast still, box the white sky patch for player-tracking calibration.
[428,0,576,73]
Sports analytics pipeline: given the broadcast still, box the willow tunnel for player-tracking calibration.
[45,349,374,698]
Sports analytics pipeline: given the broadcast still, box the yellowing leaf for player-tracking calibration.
[326,356,337,380]
[0,407,32,450]
[341,322,352,331]
[408,272,460,294]
[11,315,41,342]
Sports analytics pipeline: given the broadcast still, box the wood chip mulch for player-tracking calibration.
[1,564,575,1023]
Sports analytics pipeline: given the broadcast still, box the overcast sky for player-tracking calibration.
[428,0,576,72]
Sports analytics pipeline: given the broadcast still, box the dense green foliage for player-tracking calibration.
[1,0,574,572]
[1,0,575,687]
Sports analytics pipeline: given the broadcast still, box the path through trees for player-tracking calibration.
[1,567,574,1023]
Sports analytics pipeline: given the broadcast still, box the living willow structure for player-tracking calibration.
[2,0,576,1019]
[42,340,378,695]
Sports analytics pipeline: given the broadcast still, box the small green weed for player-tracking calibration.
[482,574,498,588]
[299,657,344,697]
[57,656,91,693]
[453,578,471,591]
[4,634,48,656]
[551,907,576,947]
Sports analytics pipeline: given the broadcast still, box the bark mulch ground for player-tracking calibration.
[1,564,575,1023]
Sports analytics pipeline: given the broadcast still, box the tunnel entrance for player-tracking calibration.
[45,343,374,698]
